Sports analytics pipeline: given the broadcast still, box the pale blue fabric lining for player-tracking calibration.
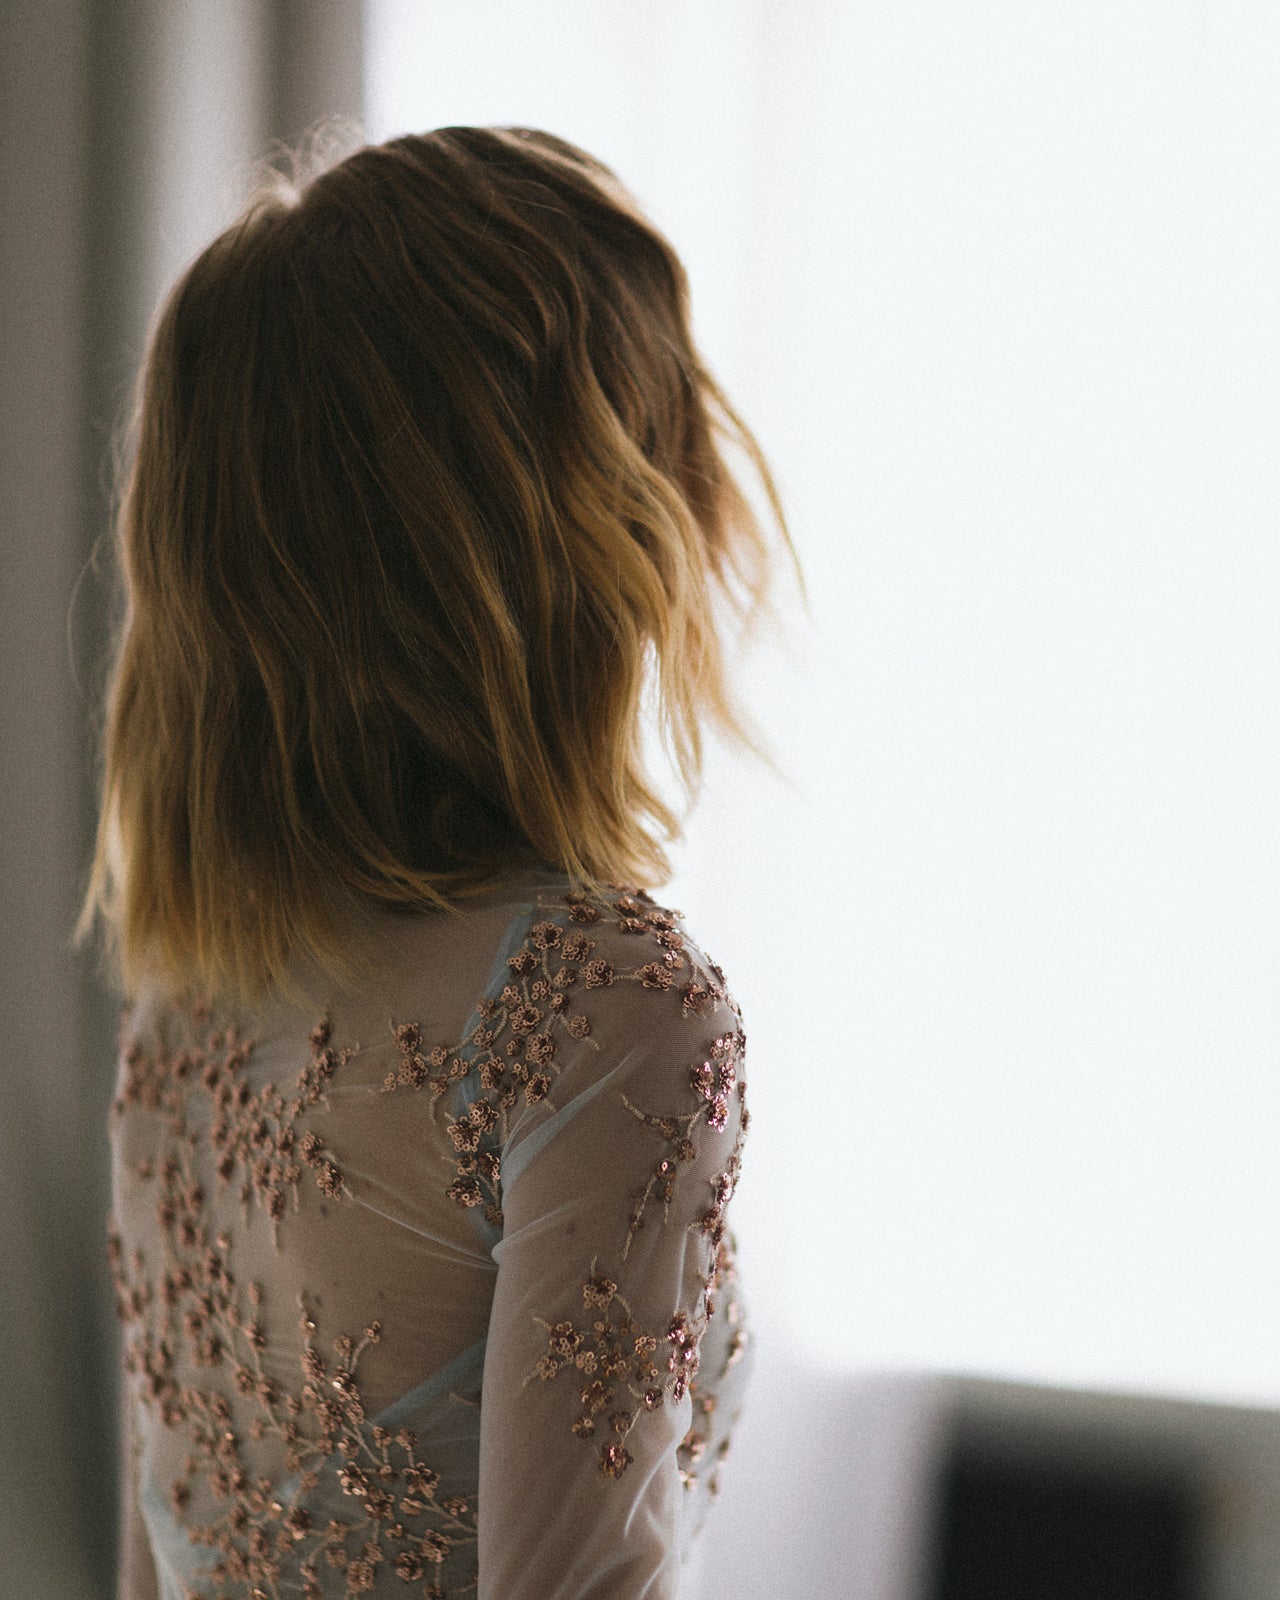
[499,1052,632,1194]
[449,899,544,1254]
[373,1334,487,1429]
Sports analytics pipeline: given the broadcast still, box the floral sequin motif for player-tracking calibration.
[380,884,716,1243]
[678,1229,749,1496]
[379,881,749,1484]
[109,877,750,1589]
[109,1004,477,1598]
[523,1210,748,1489]
[111,1235,476,1594]
[112,1009,357,1248]
[617,1028,747,1258]
[494,886,750,1483]
[527,1264,683,1479]
[526,1257,727,1482]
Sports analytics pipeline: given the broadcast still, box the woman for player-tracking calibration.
[76,124,796,1599]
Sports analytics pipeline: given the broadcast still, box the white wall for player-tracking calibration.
[365,0,1280,1410]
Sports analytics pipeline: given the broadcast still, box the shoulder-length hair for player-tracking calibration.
[74,125,797,1012]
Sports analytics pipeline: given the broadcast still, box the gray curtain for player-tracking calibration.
[0,4,364,1593]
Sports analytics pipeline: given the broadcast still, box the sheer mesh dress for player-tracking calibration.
[108,866,752,1599]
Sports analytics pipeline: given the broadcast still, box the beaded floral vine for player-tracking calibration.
[520,1032,750,1484]
[109,1007,478,1597]
[379,886,733,1240]
[379,881,750,1486]
[109,877,750,1590]
[111,1008,360,1250]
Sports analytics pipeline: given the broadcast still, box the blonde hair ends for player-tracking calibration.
[74,126,797,1013]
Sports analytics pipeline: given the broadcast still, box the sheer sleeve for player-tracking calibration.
[475,900,748,1599]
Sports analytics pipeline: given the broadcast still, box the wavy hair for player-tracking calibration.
[73,125,798,1011]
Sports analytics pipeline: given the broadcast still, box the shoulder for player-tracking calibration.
[515,880,743,1035]
[374,877,746,1110]
[376,879,748,1233]
[487,881,747,1149]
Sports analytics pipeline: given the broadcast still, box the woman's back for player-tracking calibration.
[109,866,750,1598]
[78,123,796,1598]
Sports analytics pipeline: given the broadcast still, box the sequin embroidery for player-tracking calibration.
[108,879,750,1594]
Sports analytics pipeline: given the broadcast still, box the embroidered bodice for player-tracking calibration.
[108,868,751,1599]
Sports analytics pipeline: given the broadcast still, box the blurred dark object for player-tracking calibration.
[929,1420,1199,1599]
[698,1362,1280,1599]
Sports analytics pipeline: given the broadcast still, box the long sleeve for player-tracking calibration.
[105,875,751,1599]
[476,908,748,1599]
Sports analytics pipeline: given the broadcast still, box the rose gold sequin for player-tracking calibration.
[109,1029,478,1590]
[110,878,749,1581]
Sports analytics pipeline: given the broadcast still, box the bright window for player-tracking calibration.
[365,0,1280,1407]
